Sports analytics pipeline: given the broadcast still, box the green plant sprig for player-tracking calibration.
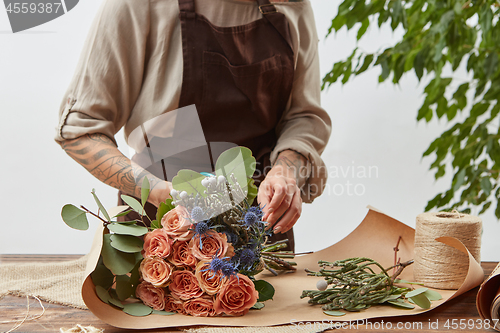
[302,258,418,312]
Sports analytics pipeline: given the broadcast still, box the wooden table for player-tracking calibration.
[0,255,497,333]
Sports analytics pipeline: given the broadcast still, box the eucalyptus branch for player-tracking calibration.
[80,205,109,225]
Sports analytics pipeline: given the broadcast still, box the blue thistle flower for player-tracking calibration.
[239,248,257,267]
[201,256,232,281]
[194,221,209,235]
[207,257,226,272]
[243,212,258,227]
[191,206,205,222]
[247,206,264,219]
[220,261,237,279]
[192,221,211,250]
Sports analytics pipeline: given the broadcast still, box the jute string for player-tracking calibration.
[414,211,482,289]
[0,295,46,333]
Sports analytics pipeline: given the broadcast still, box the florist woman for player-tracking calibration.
[54,0,331,251]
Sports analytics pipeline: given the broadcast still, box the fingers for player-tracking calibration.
[257,175,302,233]
[271,186,302,234]
[265,181,295,228]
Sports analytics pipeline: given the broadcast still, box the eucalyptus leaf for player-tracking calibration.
[110,234,144,253]
[253,280,275,302]
[171,170,206,197]
[61,204,89,230]
[423,289,442,301]
[152,310,176,316]
[95,285,111,304]
[91,188,110,221]
[141,177,150,207]
[323,310,346,316]
[107,205,130,218]
[122,303,153,316]
[101,234,136,275]
[107,223,149,236]
[215,147,256,199]
[387,299,415,309]
[394,279,424,285]
[251,302,265,310]
[409,293,431,309]
[120,195,145,216]
[130,260,142,289]
[109,298,124,309]
[116,275,134,301]
[405,287,428,298]
[380,294,401,303]
[114,210,134,218]
[91,263,115,289]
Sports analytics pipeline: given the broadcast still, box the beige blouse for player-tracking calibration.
[55,0,331,203]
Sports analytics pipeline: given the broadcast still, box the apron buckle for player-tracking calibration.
[259,4,278,14]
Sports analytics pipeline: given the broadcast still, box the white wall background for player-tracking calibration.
[0,0,498,260]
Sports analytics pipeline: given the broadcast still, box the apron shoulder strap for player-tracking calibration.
[256,0,278,15]
[256,0,293,52]
[178,0,195,13]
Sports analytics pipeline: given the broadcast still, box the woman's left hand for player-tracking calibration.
[257,150,308,233]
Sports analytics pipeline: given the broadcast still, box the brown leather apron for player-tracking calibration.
[120,0,295,250]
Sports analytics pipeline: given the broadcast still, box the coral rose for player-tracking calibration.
[195,261,227,295]
[161,206,193,241]
[169,270,203,300]
[213,274,258,316]
[139,257,173,287]
[164,294,185,314]
[184,296,217,317]
[135,281,165,311]
[142,228,172,259]
[169,240,198,269]
[189,230,231,261]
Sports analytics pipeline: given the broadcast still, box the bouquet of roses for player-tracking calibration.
[62,147,296,317]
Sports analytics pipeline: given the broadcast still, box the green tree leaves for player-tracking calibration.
[326,0,500,217]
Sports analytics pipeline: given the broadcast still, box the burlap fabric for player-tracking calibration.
[0,255,87,309]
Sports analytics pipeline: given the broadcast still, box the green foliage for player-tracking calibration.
[92,188,110,221]
[323,310,347,316]
[122,303,153,316]
[141,177,150,208]
[107,223,149,237]
[101,234,138,275]
[61,204,89,230]
[215,146,256,198]
[251,301,265,310]
[325,0,500,217]
[120,195,146,216]
[253,279,275,302]
[156,199,175,223]
[110,234,144,253]
[171,170,207,197]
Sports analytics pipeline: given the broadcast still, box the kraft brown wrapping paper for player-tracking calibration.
[477,263,500,331]
[82,207,485,329]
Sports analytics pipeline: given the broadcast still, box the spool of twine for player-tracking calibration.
[413,211,482,289]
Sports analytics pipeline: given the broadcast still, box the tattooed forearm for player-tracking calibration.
[273,150,310,187]
[60,133,164,200]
